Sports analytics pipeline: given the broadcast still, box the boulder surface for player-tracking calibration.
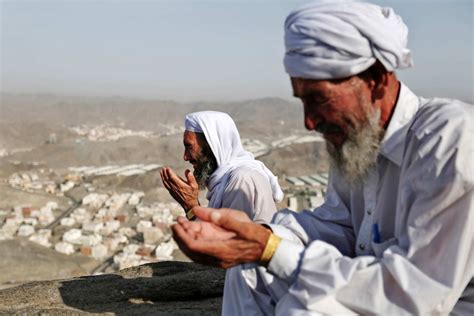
[0,261,226,315]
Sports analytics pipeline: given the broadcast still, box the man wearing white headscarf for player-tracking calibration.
[172,1,473,315]
[162,111,284,313]
[161,110,283,222]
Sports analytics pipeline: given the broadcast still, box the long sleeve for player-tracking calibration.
[267,173,357,283]
[271,171,357,254]
[267,100,474,314]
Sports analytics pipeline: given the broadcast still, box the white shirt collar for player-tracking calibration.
[379,82,420,166]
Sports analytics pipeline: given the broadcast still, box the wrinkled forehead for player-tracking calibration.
[183,130,206,146]
[291,76,359,99]
[291,77,330,98]
[183,130,197,143]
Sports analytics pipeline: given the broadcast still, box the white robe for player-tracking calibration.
[217,166,277,223]
[223,83,474,315]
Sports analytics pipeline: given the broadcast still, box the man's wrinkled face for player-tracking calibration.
[291,76,383,184]
[183,131,217,188]
[183,131,203,169]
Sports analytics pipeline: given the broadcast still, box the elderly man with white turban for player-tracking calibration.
[172,1,473,315]
[160,110,283,222]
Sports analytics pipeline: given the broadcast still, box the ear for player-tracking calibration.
[361,61,389,103]
[375,64,389,101]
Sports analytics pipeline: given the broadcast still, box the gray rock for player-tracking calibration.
[0,261,226,315]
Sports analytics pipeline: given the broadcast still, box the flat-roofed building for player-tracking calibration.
[288,196,298,211]
[286,176,305,186]
[309,174,328,186]
[299,176,319,186]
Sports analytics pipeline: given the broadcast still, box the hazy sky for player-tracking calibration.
[1,0,472,102]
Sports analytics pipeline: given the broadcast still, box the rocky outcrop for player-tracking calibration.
[0,261,226,315]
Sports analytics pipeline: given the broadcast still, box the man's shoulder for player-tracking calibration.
[410,97,472,140]
[228,166,267,183]
[403,97,472,181]
[223,166,273,193]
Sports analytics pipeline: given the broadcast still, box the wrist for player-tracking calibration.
[258,232,281,267]
[184,201,200,221]
[185,208,196,221]
[183,199,199,211]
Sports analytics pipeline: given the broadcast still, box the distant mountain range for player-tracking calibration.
[0,93,304,138]
[0,93,327,176]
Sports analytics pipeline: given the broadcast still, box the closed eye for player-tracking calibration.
[302,94,330,108]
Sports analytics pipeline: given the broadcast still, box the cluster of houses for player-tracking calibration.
[284,173,329,211]
[272,134,324,148]
[9,171,76,196]
[3,154,329,273]
[69,164,161,178]
[69,124,155,142]
[55,192,182,271]
[69,123,189,142]
[3,162,185,272]
[0,202,58,244]
[8,163,162,197]
[0,190,183,271]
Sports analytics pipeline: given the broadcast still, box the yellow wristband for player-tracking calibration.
[259,233,281,266]
[186,209,196,221]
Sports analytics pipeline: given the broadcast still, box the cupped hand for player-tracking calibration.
[175,216,237,241]
[172,206,271,269]
[160,167,199,211]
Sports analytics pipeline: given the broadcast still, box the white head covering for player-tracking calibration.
[284,0,413,79]
[184,111,284,207]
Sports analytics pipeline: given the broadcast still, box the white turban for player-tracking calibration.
[184,111,284,207]
[284,0,413,79]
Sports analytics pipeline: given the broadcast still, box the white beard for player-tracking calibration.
[326,108,383,185]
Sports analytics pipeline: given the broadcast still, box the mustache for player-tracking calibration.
[315,123,343,134]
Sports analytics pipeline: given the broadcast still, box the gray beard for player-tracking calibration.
[193,146,217,190]
[326,108,383,185]
[194,161,215,189]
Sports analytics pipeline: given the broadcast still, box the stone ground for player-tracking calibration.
[0,261,226,315]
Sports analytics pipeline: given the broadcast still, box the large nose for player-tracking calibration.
[304,106,320,131]
[183,149,190,161]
